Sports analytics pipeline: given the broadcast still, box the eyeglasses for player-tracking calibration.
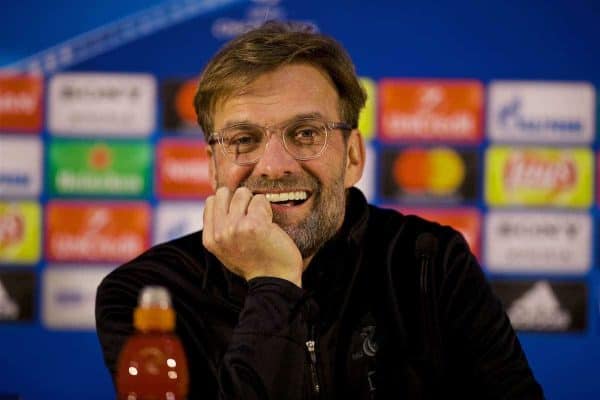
[208,117,352,165]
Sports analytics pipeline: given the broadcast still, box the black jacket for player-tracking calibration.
[96,188,544,399]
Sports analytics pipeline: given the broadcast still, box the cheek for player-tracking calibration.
[215,163,253,189]
[303,155,346,185]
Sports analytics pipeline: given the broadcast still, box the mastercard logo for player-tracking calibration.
[175,79,199,126]
[393,147,466,195]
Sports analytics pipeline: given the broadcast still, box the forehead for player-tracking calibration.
[213,64,340,128]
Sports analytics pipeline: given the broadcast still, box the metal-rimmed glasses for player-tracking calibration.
[208,117,352,165]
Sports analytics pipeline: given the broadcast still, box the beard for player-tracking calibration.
[239,171,347,258]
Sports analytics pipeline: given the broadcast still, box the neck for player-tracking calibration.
[302,254,316,271]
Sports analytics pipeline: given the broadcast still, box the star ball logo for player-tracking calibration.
[88,144,113,171]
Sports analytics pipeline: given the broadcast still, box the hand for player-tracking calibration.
[203,187,303,287]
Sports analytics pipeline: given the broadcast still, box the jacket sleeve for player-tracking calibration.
[96,270,313,400]
[438,231,544,399]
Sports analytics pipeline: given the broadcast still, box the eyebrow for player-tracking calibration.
[221,112,327,130]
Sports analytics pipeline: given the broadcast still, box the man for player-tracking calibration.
[96,21,544,399]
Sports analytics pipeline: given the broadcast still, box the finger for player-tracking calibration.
[214,186,232,221]
[228,187,253,220]
[202,195,215,248]
[247,193,273,222]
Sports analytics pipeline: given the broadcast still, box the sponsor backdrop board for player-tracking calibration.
[47,140,152,198]
[485,211,591,274]
[0,1,599,400]
[0,136,43,197]
[42,266,114,329]
[154,202,204,245]
[0,269,35,322]
[0,201,41,264]
[397,207,481,259]
[485,146,593,208]
[379,146,479,204]
[492,280,588,333]
[0,74,43,133]
[487,81,595,144]
[47,73,156,137]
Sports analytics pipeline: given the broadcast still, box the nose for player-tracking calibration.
[251,131,299,179]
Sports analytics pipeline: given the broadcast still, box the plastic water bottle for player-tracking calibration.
[116,286,189,399]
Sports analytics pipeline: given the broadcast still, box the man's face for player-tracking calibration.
[208,64,364,259]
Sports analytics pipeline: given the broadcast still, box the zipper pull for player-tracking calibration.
[305,339,320,395]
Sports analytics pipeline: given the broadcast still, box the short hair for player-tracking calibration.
[194,21,367,139]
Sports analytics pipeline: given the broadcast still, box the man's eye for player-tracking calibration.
[230,134,257,145]
[291,126,323,144]
[225,131,262,153]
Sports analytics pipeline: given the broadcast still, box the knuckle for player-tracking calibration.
[236,186,251,195]
[238,219,257,235]
[213,229,224,243]
[225,225,237,239]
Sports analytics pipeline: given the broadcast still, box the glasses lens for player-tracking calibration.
[284,120,327,159]
[222,124,264,164]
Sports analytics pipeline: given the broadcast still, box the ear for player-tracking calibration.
[206,145,218,191]
[343,130,365,188]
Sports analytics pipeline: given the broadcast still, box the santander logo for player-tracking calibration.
[0,89,37,115]
[503,152,577,191]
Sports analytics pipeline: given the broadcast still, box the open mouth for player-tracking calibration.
[263,191,309,206]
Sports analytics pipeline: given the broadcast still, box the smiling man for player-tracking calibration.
[96,22,544,399]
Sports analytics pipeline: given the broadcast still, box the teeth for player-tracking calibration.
[264,191,308,203]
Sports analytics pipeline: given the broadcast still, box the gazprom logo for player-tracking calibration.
[498,98,583,135]
[488,81,595,144]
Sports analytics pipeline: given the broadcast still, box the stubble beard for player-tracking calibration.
[240,172,347,259]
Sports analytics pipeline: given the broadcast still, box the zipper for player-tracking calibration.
[306,325,321,396]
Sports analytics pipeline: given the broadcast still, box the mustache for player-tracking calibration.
[241,175,319,193]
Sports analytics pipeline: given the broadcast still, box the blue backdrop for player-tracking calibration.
[1,1,599,399]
